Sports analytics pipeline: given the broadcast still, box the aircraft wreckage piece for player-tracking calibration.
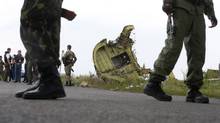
[93,25,148,82]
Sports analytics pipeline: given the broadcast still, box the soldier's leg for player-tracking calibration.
[64,66,68,86]
[16,0,65,99]
[4,65,10,82]
[22,30,65,99]
[32,64,39,82]
[144,9,193,101]
[184,15,209,103]
[0,71,3,80]
[22,63,27,83]
[68,65,73,86]
[27,61,33,84]
[3,67,7,81]
[23,65,65,99]
[65,64,72,86]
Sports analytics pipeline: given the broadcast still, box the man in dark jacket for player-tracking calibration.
[14,50,24,82]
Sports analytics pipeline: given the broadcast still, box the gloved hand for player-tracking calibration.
[62,8,77,21]
[209,16,218,28]
[162,0,174,15]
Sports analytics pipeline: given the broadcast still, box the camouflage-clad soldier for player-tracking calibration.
[62,45,77,86]
[0,56,4,80]
[15,0,76,99]
[144,0,217,103]
[4,48,12,82]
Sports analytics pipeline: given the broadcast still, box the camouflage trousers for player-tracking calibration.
[4,64,10,81]
[65,64,73,81]
[151,8,206,89]
[20,0,62,68]
[0,71,3,80]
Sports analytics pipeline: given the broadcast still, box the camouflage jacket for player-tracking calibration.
[62,50,77,65]
[21,0,63,27]
[174,0,216,18]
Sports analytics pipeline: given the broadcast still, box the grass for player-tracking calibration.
[61,74,220,99]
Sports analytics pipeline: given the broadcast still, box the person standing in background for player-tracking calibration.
[14,50,24,82]
[62,45,77,86]
[4,48,12,82]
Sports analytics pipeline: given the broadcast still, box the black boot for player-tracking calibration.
[186,89,209,103]
[22,66,66,99]
[15,80,40,98]
[144,82,172,101]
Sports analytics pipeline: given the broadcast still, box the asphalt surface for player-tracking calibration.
[0,81,220,123]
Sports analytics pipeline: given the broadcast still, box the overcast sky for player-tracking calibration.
[0,0,219,79]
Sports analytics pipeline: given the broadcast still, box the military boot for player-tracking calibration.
[15,80,40,98]
[186,89,209,103]
[144,82,172,101]
[22,65,66,99]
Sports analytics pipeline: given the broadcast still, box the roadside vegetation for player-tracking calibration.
[61,71,220,99]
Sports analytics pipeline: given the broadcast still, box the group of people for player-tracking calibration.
[14,0,217,104]
[0,48,24,82]
[0,45,77,87]
[0,48,40,85]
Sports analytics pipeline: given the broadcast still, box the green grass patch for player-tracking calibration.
[62,75,220,99]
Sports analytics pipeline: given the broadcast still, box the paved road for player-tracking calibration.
[0,81,220,123]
